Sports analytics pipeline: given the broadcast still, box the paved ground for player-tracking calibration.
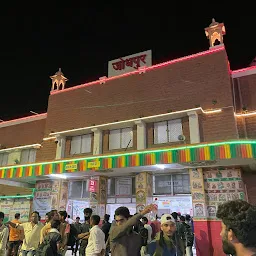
[65,247,197,255]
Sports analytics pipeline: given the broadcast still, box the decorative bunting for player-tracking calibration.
[0,141,255,179]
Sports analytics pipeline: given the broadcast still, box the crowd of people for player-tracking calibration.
[0,199,255,256]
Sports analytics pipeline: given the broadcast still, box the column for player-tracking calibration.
[187,111,200,144]
[135,120,146,150]
[88,176,107,219]
[92,128,103,155]
[135,172,153,213]
[55,136,66,159]
[189,168,210,255]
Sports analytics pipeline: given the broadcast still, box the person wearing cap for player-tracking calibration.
[146,214,184,256]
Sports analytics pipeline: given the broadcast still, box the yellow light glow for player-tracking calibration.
[235,111,256,117]
[0,144,41,153]
[49,107,222,136]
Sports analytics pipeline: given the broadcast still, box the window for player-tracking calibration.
[154,174,190,195]
[0,153,8,167]
[154,119,183,144]
[109,128,133,150]
[68,180,90,199]
[70,134,92,155]
[108,177,135,196]
[20,149,36,164]
[173,174,190,194]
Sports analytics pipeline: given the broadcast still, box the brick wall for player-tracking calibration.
[242,171,256,205]
[45,50,233,138]
[0,119,46,148]
[245,116,256,139]
[36,140,56,162]
[200,108,238,142]
[235,116,256,139]
[234,74,256,112]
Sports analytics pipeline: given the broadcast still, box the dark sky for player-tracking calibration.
[0,8,255,120]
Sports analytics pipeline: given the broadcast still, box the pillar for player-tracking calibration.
[88,176,107,218]
[135,172,153,213]
[189,168,212,255]
[187,111,200,144]
[92,128,103,155]
[135,120,146,150]
[55,136,66,159]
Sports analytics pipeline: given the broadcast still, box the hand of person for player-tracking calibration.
[141,204,157,216]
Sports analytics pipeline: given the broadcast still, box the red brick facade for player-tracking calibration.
[0,119,46,148]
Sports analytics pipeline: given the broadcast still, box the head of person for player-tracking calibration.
[217,200,256,255]
[185,214,191,222]
[33,211,41,221]
[0,212,4,225]
[141,217,148,225]
[115,207,130,226]
[84,208,93,221]
[51,220,61,231]
[31,211,39,224]
[179,216,185,223]
[15,213,21,220]
[160,214,176,237]
[59,211,67,222]
[104,214,110,223]
[48,210,59,222]
[75,217,80,223]
[45,213,49,223]
[171,212,178,221]
[90,215,100,227]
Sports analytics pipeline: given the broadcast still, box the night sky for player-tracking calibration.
[0,9,255,120]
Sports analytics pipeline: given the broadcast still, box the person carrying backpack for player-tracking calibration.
[36,220,62,256]
[179,216,194,256]
[140,217,152,256]
[67,223,79,255]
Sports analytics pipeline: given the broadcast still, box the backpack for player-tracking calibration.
[139,227,149,246]
[184,224,194,247]
[67,224,78,246]
[36,232,61,256]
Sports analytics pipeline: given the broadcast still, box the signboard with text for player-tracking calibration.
[108,50,152,77]
[89,180,97,192]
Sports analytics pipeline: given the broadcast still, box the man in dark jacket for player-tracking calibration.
[147,214,183,256]
[109,204,155,256]
[101,214,111,256]
[77,208,92,256]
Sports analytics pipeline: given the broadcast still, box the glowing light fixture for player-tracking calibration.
[48,174,67,179]
[155,164,166,169]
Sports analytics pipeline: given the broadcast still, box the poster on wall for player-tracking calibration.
[153,196,192,215]
[72,200,90,221]
[204,169,245,218]
[0,199,31,222]
[9,200,31,222]
[59,182,68,211]
[0,200,13,221]
[33,181,52,218]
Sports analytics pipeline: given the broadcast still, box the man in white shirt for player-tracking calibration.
[0,211,9,256]
[86,215,105,256]
[7,211,43,256]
